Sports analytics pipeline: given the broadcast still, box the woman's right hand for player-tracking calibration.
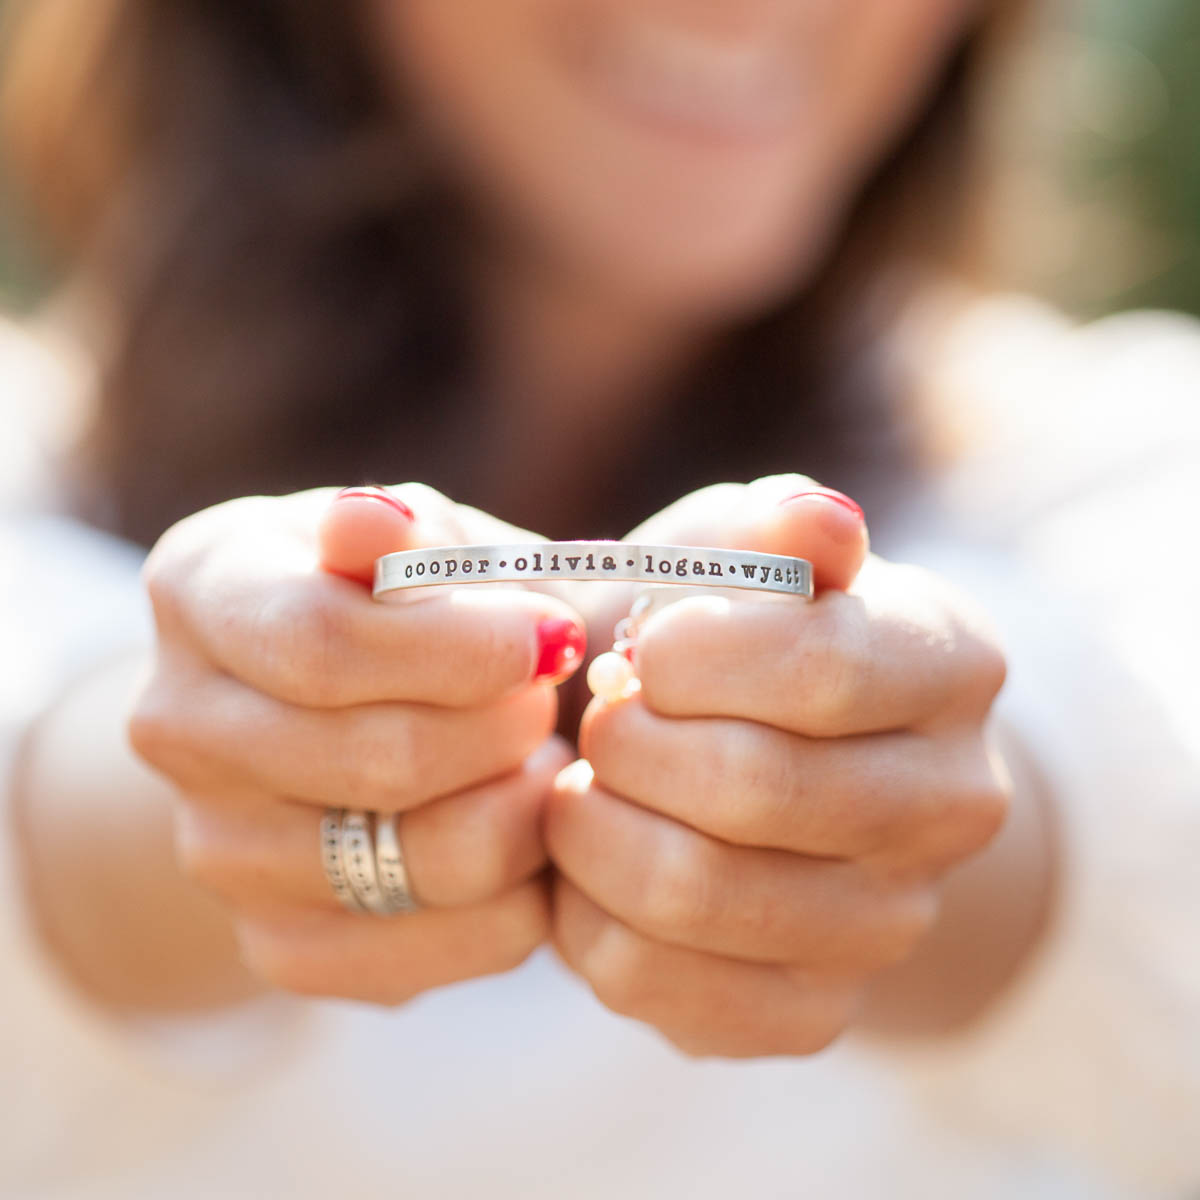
[128,483,584,1004]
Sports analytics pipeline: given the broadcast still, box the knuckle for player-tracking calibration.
[635,614,698,710]
[577,700,635,787]
[436,614,530,707]
[518,684,560,748]
[663,1030,729,1060]
[704,725,781,844]
[903,739,1013,867]
[251,587,350,706]
[962,772,1012,855]
[665,1008,851,1060]
[638,835,711,938]
[139,547,178,621]
[584,929,660,1018]
[126,676,176,769]
[577,696,619,763]
[434,800,529,905]
[140,510,219,626]
[488,885,551,974]
[344,716,420,809]
[358,983,420,1008]
[472,808,536,899]
[467,843,513,904]
[173,813,230,894]
[469,620,519,696]
[938,584,1008,714]
[789,605,869,735]
[127,671,221,790]
[956,632,1008,718]
[140,533,189,623]
[976,638,1009,704]
[238,926,320,996]
[496,689,559,775]
[640,593,789,716]
[540,772,578,853]
[489,925,544,978]
[787,1007,851,1056]
[779,976,859,1055]
[367,986,420,1008]
[852,791,913,861]
[235,917,409,1003]
[872,886,940,968]
[939,743,1013,859]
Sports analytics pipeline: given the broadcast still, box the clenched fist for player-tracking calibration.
[547,476,1011,1057]
[129,484,585,1004]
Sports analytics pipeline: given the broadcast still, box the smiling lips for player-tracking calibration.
[571,16,816,142]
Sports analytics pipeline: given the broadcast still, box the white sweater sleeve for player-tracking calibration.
[870,306,1200,1197]
[0,513,309,1190]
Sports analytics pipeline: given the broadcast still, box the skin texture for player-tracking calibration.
[17,475,1040,1046]
[546,476,1013,1056]
[119,485,583,1005]
[364,0,985,509]
[369,0,977,321]
[13,0,1055,1047]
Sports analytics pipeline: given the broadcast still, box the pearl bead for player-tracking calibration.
[587,651,637,702]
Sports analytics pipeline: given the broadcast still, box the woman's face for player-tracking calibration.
[367,0,979,322]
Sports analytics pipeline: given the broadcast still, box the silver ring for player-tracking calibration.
[374,542,812,600]
[375,814,421,913]
[320,809,420,916]
[339,810,395,915]
[320,809,366,913]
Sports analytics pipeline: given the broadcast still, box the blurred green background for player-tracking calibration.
[1082,0,1200,317]
[979,0,1200,319]
[0,0,1198,320]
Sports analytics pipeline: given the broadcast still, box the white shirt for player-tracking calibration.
[1,299,1197,1199]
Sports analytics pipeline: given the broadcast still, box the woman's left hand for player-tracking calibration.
[546,475,1011,1057]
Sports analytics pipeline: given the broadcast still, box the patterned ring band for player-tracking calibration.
[375,813,421,914]
[339,810,393,915]
[320,809,366,914]
[374,542,813,600]
[320,809,422,916]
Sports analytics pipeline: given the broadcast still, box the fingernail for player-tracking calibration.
[335,486,415,522]
[779,487,865,523]
[534,617,587,683]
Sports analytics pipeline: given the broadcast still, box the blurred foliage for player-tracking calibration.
[1005,0,1200,318]
[0,0,1197,318]
[0,186,45,312]
[1079,0,1200,317]
[0,0,48,313]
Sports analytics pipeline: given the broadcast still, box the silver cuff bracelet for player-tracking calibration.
[374,541,812,600]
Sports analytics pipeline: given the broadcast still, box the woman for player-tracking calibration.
[1,1,1197,1196]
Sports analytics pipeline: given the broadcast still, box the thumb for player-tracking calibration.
[317,481,557,587]
[629,474,869,592]
[316,486,421,585]
[729,476,869,592]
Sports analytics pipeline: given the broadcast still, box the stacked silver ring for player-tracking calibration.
[320,809,420,916]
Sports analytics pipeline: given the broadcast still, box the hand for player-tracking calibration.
[546,475,1010,1056]
[129,483,585,1004]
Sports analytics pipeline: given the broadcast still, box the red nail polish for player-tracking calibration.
[335,486,415,522]
[534,618,587,682]
[779,487,865,522]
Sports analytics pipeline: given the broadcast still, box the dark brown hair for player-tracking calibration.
[2,1,990,548]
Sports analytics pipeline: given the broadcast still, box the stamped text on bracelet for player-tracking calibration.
[374,542,813,599]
